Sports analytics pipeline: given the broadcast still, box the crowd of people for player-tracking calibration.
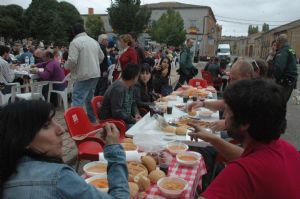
[1,21,300,198]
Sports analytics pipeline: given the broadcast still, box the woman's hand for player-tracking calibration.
[101,123,120,145]
[135,114,142,122]
[161,68,169,77]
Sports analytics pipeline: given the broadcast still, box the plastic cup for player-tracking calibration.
[183,96,189,103]
[158,151,172,175]
[167,106,173,114]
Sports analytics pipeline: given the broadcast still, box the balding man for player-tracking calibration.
[188,58,254,113]
[94,34,109,96]
[272,34,298,103]
[33,48,44,64]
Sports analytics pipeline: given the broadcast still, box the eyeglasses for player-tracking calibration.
[252,60,260,71]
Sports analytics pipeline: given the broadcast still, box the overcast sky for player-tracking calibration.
[1,0,300,36]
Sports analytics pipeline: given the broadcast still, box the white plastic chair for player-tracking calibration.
[10,81,49,102]
[47,73,71,110]
[0,74,20,106]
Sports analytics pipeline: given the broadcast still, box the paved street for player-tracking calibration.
[57,63,300,167]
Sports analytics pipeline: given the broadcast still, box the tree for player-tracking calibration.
[86,15,105,40]
[23,0,83,45]
[0,4,25,40]
[248,25,259,35]
[108,0,151,34]
[262,23,269,32]
[150,9,186,46]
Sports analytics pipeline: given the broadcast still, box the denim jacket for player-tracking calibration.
[3,144,129,199]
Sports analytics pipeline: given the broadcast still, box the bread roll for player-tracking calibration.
[141,156,156,172]
[148,169,166,183]
[128,182,139,199]
[127,162,148,177]
[121,143,137,151]
[161,125,176,133]
[176,127,187,135]
[122,138,133,143]
[134,175,151,191]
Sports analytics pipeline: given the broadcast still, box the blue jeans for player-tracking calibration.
[72,78,99,123]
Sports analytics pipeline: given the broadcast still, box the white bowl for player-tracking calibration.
[157,176,188,198]
[199,110,213,118]
[176,151,201,167]
[83,161,107,177]
[85,175,109,192]
[166,142,189,155]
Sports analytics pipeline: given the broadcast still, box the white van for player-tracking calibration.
[217,44,231,64]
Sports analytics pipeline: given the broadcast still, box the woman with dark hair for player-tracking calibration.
[152,56,172,96]
[134,63,158,114]
[0,100,129,198]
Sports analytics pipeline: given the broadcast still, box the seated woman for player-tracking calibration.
[30,50,66,105]
[152,56,172,96]
[0,100,129,199]
[134,64,158,115]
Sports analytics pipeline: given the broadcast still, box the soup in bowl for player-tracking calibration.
[83,161,107,177]
[85,175,109,192]
[166,142,188,155]
[157,177,188,198]
[176,151,201,167]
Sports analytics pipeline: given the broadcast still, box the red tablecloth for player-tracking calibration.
[145,155,207,199]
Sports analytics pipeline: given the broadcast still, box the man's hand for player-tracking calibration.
[187,101,204,112]
[187,122,217,143]
[210,120,226,132]
[101,123,120,145]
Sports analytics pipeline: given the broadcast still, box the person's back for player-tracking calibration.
[203,138,300,199]
[69,33,101,81]
[99,80,136,125]
[205,63,220,80]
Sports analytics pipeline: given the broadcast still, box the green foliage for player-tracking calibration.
[0,4,25,40]
[262,23,269,32]
[248,25,259,35]
[150,9,186,46]
[108,0,151,34]
[22,0,82,45]
[86,15,105,40]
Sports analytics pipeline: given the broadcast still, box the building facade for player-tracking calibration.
[81,2,221,59]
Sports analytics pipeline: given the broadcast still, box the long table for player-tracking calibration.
[126,96,220,146]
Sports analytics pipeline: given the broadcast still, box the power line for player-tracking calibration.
[216,19,283,27]
[215,15,292,23]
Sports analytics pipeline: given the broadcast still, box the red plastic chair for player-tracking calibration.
[188,78,208,88]
[64,106,105,170]
[91,96,126,140]
[201,70,223,90]
[91,96,104,121]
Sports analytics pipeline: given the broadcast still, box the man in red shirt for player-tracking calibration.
[189,79,300,199]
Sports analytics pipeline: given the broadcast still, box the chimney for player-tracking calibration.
[88,8,94,15]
